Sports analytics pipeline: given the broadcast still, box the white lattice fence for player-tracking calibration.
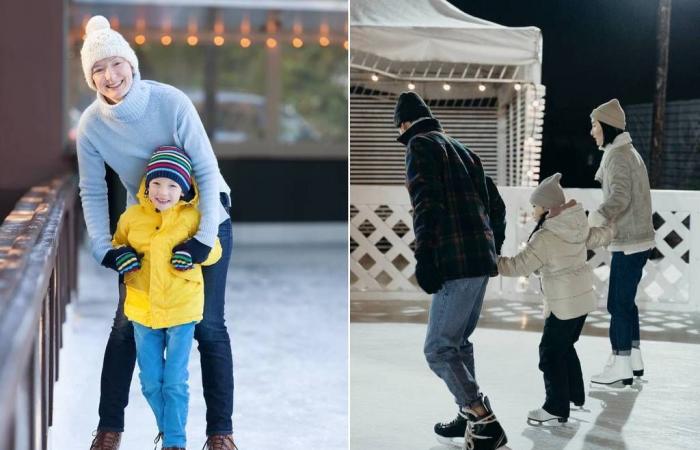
[350,185,700,312]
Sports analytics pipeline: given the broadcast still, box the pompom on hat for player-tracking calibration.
[530,173,566,209]
[145,146,193,195]
[80,15,140,91]
[591,98,626,130]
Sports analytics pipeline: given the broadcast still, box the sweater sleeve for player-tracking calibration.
[77,130,114,263]
[497,232,547,277]
[176,92,221,248]
[405,136,445,256]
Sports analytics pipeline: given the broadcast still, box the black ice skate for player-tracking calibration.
[434,413,467,448]
[461,396,508,450]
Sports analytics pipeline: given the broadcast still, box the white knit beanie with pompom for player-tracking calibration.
[80,15,140,91]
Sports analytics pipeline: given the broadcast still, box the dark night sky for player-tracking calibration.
[448,0,700,187]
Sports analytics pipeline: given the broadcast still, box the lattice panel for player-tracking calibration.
[351,185,700,312]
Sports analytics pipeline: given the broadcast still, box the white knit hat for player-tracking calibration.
[80,15,140,91]
[591,98,626,130]
[530,173,566,209]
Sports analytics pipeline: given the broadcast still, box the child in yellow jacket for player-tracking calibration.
[102,146,221,449]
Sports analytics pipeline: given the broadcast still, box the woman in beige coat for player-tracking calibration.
[498,173,613,425]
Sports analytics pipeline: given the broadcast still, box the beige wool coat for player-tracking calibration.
[498,202,614,320]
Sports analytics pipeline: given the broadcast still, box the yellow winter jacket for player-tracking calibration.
[112,177,222,329]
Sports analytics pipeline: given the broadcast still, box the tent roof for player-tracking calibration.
[351,0,542,83]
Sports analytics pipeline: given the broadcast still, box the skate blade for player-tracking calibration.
[527,417,567,426]
[590,377,633,387]
[435,435,463,448]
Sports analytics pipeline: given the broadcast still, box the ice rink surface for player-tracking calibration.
[51,237,348,450]
[351,322,700,450]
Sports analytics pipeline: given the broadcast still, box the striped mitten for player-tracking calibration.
[102,246,141,275]
[171,249,194,271]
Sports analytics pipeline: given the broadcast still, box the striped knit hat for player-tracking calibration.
[145,146,193,194]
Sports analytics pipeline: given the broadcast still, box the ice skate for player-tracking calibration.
[631,348,644,377]
[461,396,508,450]
[526,408,567,426]
[434,412,468,448]
[591,355,633,386]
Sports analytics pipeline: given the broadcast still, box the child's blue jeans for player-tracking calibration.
[133,321,196,448]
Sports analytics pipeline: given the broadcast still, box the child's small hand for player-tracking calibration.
[171,249,194,271]
[102,246,141,275]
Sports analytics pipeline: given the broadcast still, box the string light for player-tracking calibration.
[240,37,251,48]
[478,84,486,92]
[442,83,451,91]
[344,40,349,50]
[371,74,379,82]
[214,14,224,46]
[266,37,278,48]
[319,36,330,47]
[514,83,522,91]
[135,17,146,45]
[407,82,416,90]
[292,37,304,48]
[161,35,172,46]
[187,17,198,46]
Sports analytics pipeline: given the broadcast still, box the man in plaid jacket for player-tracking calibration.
[395,91,508,450]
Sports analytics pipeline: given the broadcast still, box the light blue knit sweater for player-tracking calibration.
[77,76,231,263]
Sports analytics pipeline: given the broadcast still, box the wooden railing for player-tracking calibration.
[0,175,80,450]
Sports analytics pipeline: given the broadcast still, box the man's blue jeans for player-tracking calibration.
[607,250,649,353]
[98,194,234,436]
[133,322,195,448]
[424,276,489,408]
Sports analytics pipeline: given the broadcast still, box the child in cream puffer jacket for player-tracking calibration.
[497,173,613,426]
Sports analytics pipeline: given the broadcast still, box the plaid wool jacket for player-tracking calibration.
[398,118,505,280]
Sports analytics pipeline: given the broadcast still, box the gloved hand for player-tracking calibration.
[102,246,141,275]
[415,250,443,294]
[171,238,212,268]
[171,248,194,271]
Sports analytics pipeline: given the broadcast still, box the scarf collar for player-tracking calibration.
[397,117,443,145]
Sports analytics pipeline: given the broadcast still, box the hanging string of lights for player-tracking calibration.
[78,13,347,50]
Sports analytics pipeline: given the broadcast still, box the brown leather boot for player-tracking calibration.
[89,431,122,450]
[202,434,238,450]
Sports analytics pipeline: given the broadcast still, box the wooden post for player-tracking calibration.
[650,0,672,188]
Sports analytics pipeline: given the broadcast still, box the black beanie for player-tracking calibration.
[393,92,433,128]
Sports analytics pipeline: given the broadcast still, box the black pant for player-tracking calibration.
[539,313,587,418]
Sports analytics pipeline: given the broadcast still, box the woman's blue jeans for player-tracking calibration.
[98,194,234,436]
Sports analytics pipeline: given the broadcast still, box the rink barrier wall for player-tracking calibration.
[350,185,700,312]
[0,174,80,450]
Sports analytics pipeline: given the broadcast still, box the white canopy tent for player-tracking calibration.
[350,0,546,300]
[350,0,542,84]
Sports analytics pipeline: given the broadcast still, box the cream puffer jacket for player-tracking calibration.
[498,202,614,320]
